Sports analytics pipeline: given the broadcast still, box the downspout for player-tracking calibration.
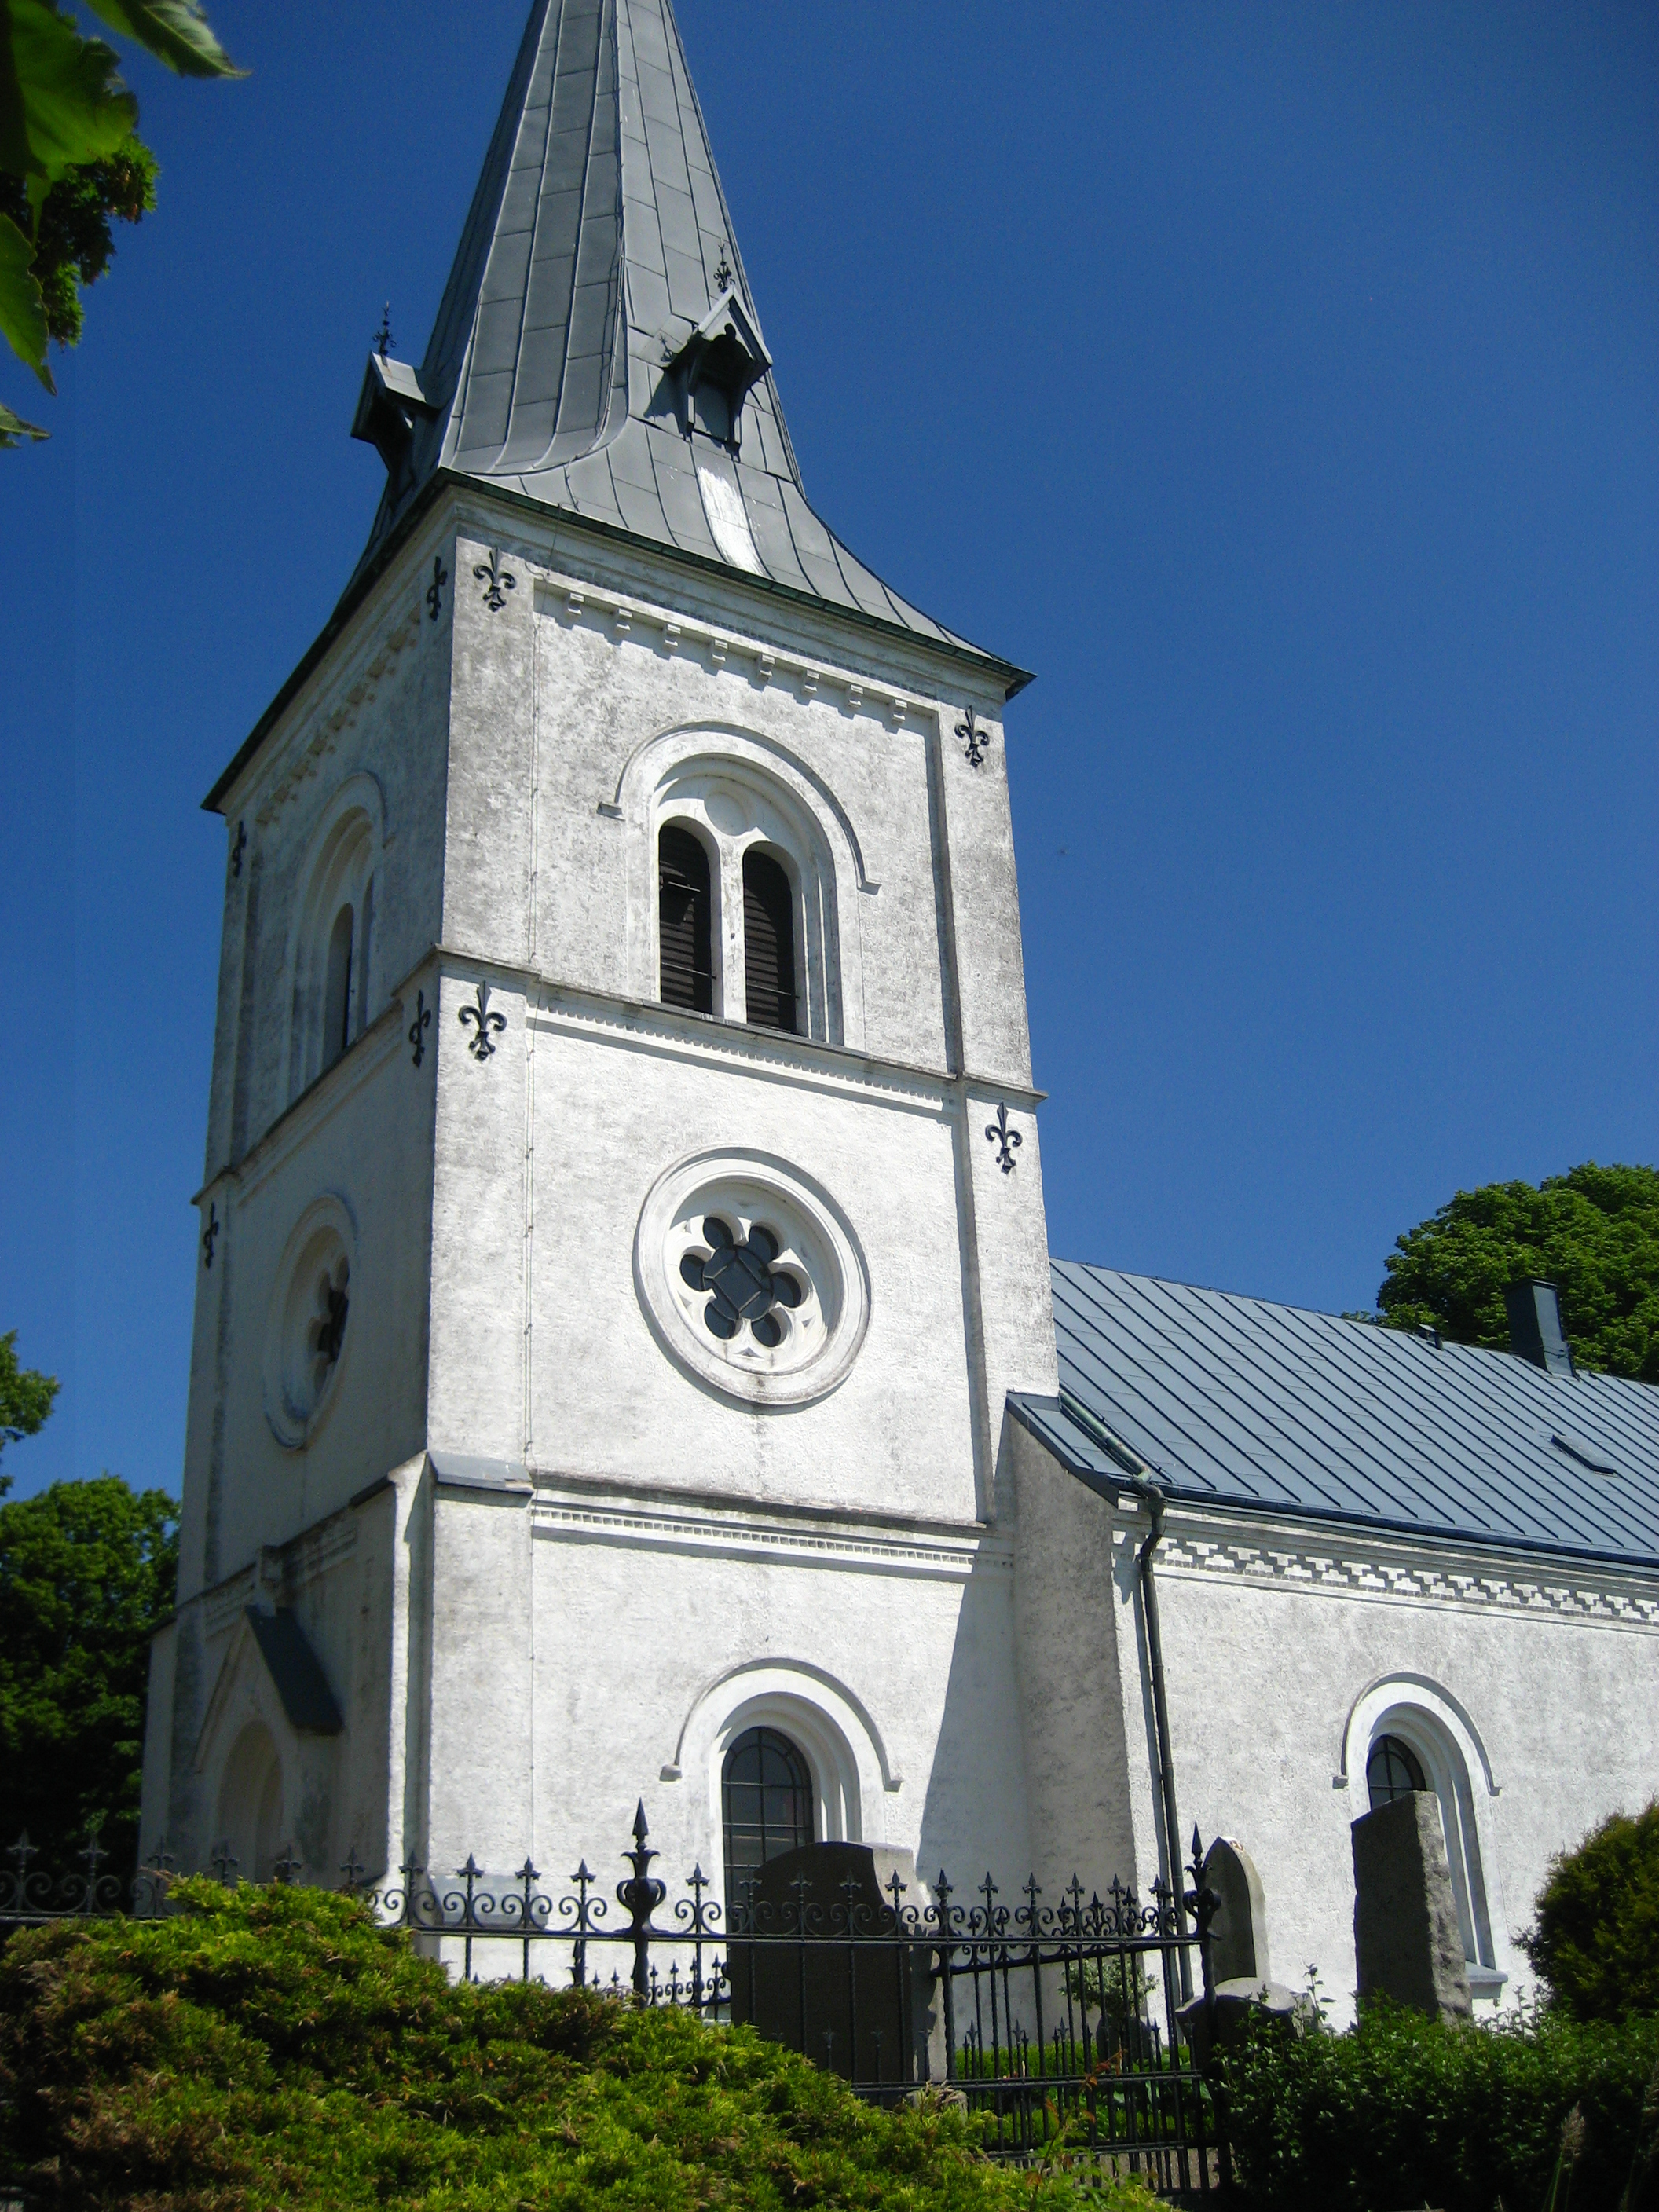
[1127,1477,1192,2003]
[1058,1394,1191,2001]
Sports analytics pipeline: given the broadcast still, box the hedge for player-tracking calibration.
[1220,1998,1659,2212]
[0,1877,1158,2210]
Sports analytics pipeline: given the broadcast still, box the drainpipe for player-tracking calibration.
[1127,1477,1192,2002]
[1058,1396,1191,2001]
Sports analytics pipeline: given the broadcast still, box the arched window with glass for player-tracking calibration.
[1365,1733,1428,1809]
[721,1726,813,1922]
[1364,1715,1499,1989]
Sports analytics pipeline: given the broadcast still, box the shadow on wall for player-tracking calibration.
[915,1558,1031,1888]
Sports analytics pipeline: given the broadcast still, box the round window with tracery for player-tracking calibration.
[263,1198,357,1448]
[636,1152,869,1407]
[681,1218,805,1349]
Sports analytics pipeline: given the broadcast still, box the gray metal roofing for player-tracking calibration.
[1010,1263,1659,1569]
[352,0,1009,676]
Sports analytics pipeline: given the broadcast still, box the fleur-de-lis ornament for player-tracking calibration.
[459,981,507,1060]
[426,554,449,621]
[474,548,516,612]
[984,1103,1021,1174]
[408,988,432,1068]
[958,708,991,769]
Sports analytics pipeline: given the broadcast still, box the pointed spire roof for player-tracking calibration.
[351,0,1020,682]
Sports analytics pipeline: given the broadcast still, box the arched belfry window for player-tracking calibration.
[288,788,381,1102]
[658,825,712,1014]
[323,903,355,1069]
[722,1726,813,1914]
[742,850,797,1031]
[1366,1734,1427,1810]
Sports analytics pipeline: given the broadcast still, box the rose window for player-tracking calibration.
[679,1218,803,1347]
[264,1203,357,1448]
[636,1152,870,1406]
[307,1258,350,1396]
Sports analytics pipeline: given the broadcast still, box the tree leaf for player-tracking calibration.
[0,396,48,439]
[0,0,138,185]
[80,0,241,77]
[0,207,54,386]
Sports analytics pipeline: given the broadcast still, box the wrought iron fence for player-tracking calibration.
[2,1809,1228,2192]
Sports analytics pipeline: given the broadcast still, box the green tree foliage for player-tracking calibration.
[1371,1162,1659,1380]
[0,1474,177,1862]
[1523,1800,1659,2026]
[0,1330,57,1487]
[1220,1998,1659,2212]
[0,1879,1149,2210]
[0,0,237,444]
[0,130,155,345]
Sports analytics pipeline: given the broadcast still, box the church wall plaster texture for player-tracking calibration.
[414,1482,1030,1922]
[1102,1496,1659,2021]
[1007,1418,1140,1901]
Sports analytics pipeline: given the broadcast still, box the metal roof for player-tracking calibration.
[1010,1263,1659,1569]
[350,0,1020,683]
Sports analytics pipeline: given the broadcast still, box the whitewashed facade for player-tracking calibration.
[141,0,1659,2022]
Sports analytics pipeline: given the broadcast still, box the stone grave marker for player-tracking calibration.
[1351,1794,1472,2023]
[727,1841,942,2084]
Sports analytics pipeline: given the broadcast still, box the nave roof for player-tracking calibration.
[1013,1263,1659,1569]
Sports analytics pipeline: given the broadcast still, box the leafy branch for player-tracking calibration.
[0,0,240,438]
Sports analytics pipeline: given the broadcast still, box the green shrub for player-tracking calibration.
[0,1878,1156,2210]
[1525,1801,1659,2023]
[1219,1998,1659,2212]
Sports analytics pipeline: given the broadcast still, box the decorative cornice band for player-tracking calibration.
[1111,1505,1659,1629]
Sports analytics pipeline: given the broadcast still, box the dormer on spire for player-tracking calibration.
[665,291,771,451]
[350,350,437,497]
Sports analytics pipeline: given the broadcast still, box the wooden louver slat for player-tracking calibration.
[659,826,712,1014]
[743,850,797,1032]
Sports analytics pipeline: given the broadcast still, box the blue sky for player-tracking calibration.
[2,0,1655,1503]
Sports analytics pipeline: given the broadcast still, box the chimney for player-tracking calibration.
[1504,1280,1573,1377]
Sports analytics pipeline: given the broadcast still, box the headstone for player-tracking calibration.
[1177,1977,1314,2071]
[1351,1795,1472,2023]
[727,1842,942,2085]
[1202,1837,1269,1986]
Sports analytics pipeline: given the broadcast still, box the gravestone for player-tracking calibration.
[1351,1795,1472,2023]
[727,1842,942,2084]
[1202,1837,1269,1987]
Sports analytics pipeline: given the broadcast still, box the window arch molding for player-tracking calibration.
[617,725,868,1049]
[665,1658,900,1888]
[284,774,386,1102]
[1339,1672,1504,1983]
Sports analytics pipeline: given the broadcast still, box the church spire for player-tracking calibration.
[350,0,1007,668]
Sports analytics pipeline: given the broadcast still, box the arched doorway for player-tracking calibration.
[215,1719,285,1882]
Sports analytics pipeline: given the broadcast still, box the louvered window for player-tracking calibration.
[659,825,713,1013]
[323,903,354,1069]
[743,850,797,1031]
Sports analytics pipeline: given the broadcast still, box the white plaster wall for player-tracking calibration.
[416,1481,1031,1937]
[144,1479,402,1879]
[1008,1419,1140,1899]
[1103,1500,1659,2019]
[206,524,455,1174]
[442,524,1043,1088]
[429,1000,976,1518]
[184,1018,435,1594]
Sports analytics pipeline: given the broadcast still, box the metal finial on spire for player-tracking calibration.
[713,245,732,294]
[375,302,394,360]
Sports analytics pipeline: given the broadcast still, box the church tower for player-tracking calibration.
[143,0,1057,1908]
